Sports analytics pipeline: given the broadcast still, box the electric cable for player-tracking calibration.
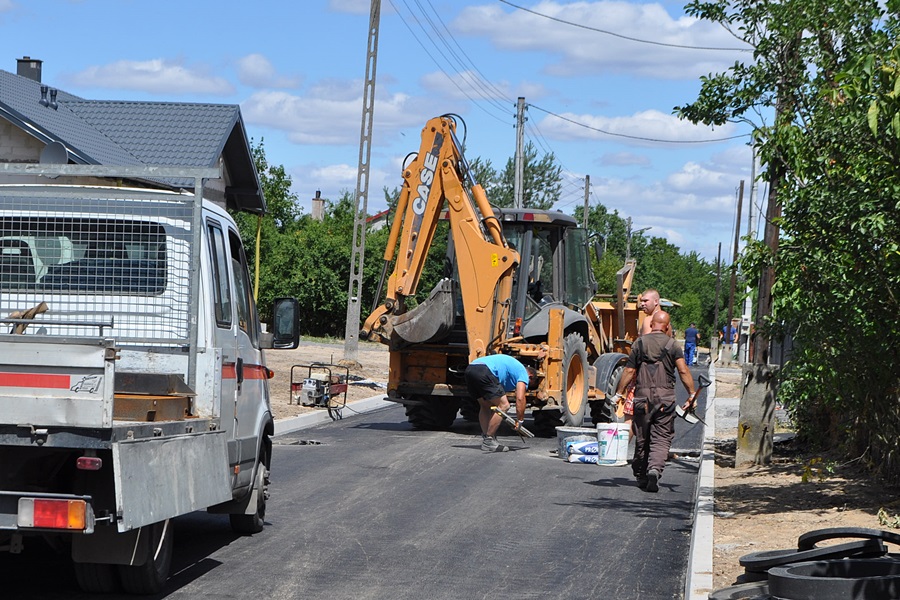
[498,0,752,52]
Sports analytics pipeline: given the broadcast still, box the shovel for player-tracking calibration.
[676,374,712,426]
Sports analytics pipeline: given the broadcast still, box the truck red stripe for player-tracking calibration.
[0,372,71,389]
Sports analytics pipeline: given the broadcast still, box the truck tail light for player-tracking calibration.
[76,456,102,471]
[18,498,87,530]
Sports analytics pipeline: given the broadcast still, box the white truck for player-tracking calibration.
[0,164,300,594]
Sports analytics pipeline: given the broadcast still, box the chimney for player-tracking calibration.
[17,56,42,82]
[311,190,325,221]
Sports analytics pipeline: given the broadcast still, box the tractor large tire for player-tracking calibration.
[590,353,628,425]
[560,333,588,427]
[405,396,458,430]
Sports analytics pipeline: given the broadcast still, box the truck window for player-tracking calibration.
[228,230,259,347]
[1,217,167,295]
[207,221,233,328]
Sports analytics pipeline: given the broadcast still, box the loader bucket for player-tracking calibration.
[391,278,456,344]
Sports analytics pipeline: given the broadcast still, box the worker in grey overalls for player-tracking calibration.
[613,310,697,492]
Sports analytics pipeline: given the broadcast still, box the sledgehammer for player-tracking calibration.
[491,406,535,439]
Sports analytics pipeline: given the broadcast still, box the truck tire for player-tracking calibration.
[117,519,173,595]
[230,447,269,535]
[73,562,118,594]
[590,353,628,424]
[560,332,588,427]
[405,396,458,430]
[459,398,480,422]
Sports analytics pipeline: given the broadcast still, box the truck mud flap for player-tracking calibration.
[391,278,455,344]
[113,430,231,532]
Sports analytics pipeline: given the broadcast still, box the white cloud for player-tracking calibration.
[242,83,426,146]
[453,1,750,80]
[236,54,301,89]
[569,143,752,259]
[66,59,234,95]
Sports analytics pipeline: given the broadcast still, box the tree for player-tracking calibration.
[679,0,900,477]
[490,142,562,209]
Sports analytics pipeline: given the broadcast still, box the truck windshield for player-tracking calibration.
[0,217,167,295]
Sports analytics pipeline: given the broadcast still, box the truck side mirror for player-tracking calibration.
[265,297,300,349]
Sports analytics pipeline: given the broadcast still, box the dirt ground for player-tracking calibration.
[711,369,899,591]
[264,338,391,420]
[263,340,900,593]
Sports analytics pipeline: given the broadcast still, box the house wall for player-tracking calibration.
[0,119,43,162]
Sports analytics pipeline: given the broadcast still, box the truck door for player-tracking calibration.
[226,228,267,491]
[206,219,240,474]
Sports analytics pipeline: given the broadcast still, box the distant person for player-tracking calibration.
[613,311,696,492]
[465,353,539,452]
[684,323,699,366]
[638,289,673,336]
[721,319,739,360]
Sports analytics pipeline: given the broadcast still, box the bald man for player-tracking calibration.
[638,289,673,336]
[614,310,696,492]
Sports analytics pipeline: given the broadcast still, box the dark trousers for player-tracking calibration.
[632,396,676,478]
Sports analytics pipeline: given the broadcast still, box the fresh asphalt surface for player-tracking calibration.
[3,369,708,600]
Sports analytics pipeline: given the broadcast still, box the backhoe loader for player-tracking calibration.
[361,115,641,435]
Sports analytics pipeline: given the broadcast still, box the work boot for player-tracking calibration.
[645,469,660,493]
[637,476,648,490]
[481,436,509,452]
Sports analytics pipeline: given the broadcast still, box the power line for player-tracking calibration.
[498,0,752,52]
[387,0,511,124]
[529,103,750,144]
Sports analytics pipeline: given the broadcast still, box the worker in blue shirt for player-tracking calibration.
[465,354,539,452]
[684,323,700,366]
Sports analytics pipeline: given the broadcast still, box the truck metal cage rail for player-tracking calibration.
[0,163,220,389]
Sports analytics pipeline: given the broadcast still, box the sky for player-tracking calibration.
[0,0,766,262]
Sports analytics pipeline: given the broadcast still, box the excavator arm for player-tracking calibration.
[361,115,519,360]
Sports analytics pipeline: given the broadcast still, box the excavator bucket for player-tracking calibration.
[391,278,456,344]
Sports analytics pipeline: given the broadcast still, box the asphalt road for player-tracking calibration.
[3,368,709,600]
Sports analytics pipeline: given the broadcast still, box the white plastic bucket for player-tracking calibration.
[555,426,595,459]
[596,423,630,466]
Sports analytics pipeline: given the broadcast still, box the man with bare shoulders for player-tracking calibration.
[638,289,673,336]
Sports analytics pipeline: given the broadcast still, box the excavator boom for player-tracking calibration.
[362,115,518,360]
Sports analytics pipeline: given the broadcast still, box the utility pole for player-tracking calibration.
[711,242,722,364]
[343,0,381,364]
[582,175,590,229]
[514,97,525,209]
[724,180,744,366]
[740,147,758,363]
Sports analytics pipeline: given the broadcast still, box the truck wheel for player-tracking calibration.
[531,409,563,436]
[459,398,480,422]
[590,353,628,424]
[118,519,174,595]
[73,562,118,594]
[405,396,458,430]
[230,448,269,535]
[560,332,588,427]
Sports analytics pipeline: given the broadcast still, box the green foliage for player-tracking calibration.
[489,142,562,209]
[683,0,900,480]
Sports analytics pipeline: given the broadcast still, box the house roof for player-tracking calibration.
[0,68,265,214]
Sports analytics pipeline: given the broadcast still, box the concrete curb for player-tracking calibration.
[273,394,393,436]
[687,362,717,600]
